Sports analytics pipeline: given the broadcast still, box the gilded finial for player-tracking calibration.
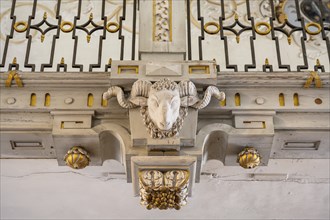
[108,58,112,65]
[60,57,65,65]
[41,34,45,42]
[287,36,292,45]
[12,57,17,64]
[236,35,240,43]
[265,58,269,65]
[87,35,91,43]
[278,14,287,24]
[316,59,321,66]
[89,13,93,20]
[43,12,47,20]
[234,13,239,21]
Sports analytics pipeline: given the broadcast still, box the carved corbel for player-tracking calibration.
[103,78,225,138]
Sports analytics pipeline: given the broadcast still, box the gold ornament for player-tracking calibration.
[64,146,90,169]
[204,22,220,35]
[237,147,261,169]
[255,22,271,35]
[145,186,181,210]
[60,21,74,33]
[139,170,189,210]
[305,22,322,35]
[14,21,28,33]
[5,70,23,87]
[106,22,120,33]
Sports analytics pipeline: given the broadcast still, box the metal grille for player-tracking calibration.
[0,0,138,72]
[187,0,329,72]
[0,0,329,72]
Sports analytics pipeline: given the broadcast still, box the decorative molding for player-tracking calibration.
[1,71,328,88]
[0,72,110,88]
[153,0,172,42]
[217,72,330,88]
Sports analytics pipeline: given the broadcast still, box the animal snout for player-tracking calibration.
[160,121,171,127]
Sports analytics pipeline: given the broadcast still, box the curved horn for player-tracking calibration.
[103,80,151,109]
[129,80,151,106]
[178,80,199,107]
[178,80,197,97]
[103,86,136,109]
[130,80,151,98]
[192,86,225,109]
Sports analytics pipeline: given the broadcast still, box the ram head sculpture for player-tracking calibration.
[103,78,225,138]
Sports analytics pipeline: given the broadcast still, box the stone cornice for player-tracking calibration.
[1,71,329,88]
[0,72,111,88]
[217,71,330,88]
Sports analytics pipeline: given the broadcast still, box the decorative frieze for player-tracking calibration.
[153,0,172,42]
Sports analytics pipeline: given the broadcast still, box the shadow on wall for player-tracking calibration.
[99,131,123,164]
[202,130,228,165]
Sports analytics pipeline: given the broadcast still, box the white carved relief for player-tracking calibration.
[140,106,188,139]
[103,78,225,138]
[154,0,171,42]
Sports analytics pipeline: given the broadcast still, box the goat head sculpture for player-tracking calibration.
[103,79,225,138]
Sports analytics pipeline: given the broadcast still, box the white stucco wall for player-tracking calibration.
[1,159,329,219]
